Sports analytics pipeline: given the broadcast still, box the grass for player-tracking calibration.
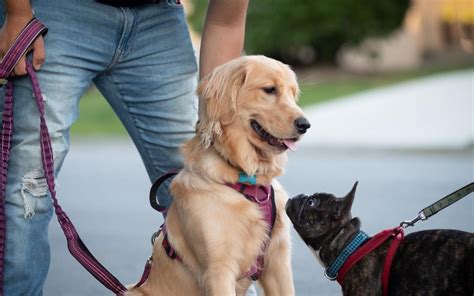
[297,64,474,106]
[71,89,128,136]
[71,64,473,136]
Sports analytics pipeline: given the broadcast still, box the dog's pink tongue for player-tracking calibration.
[283,139,297,151]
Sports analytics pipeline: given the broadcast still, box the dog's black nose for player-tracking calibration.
[294,117,311,134]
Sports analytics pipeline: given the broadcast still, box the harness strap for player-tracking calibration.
[336,226,404,292]
[231,183,277,230]
[156,181,276,281]
[227,183,276,280]
[382,228,404,296]
[161,225,182,261]
[132,258,153,290]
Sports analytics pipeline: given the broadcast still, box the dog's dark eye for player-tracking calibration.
[306,198,318,207]
[262,86,277,95]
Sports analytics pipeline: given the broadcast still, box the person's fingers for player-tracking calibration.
[13,57,27,76]
[32,36,45,71]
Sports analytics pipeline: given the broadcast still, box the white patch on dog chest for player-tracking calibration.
[309,246,326,267]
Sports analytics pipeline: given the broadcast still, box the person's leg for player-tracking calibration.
[0,0,123,294]
[93,1,198,207]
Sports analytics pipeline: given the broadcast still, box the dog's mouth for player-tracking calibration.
[250,119,298,151]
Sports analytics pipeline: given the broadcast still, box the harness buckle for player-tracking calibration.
[0,78,7,86]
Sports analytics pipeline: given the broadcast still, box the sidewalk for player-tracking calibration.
[301,69,474,150]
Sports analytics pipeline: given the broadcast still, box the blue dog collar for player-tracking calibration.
[324,231,369,280]
[238,172,257,185]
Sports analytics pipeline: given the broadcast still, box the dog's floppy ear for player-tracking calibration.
[333,181,358,220]
[196,59,248,149]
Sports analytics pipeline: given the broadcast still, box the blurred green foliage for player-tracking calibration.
[188,0,409,64]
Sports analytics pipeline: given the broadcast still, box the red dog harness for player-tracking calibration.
[336,227,405,296]
[159,182,276,281]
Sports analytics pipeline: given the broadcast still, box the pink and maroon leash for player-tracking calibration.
[0,18,148,295]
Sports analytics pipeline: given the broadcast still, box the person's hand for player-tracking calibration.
[0,14,45,76]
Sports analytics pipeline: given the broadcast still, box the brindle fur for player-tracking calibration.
[286,183,474,296]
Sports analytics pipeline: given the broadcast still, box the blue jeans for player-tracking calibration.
[0,0,198,294]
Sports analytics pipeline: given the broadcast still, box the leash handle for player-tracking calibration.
[400,182,474,228]
[0,18,47,84]
[0,18,47,294]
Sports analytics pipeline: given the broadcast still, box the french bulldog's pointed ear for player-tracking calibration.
[331,182,358,220]
[343,181,358,212]
[346,181,358,199]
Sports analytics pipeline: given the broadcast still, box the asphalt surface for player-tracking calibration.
[43,141,473,296]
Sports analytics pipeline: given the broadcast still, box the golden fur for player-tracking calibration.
[127,55,307,296]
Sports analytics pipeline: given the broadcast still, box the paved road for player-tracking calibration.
[301,69,473,150]
[44,140,473,296]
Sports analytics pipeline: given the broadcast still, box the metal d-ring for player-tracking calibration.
[324,270,338,281]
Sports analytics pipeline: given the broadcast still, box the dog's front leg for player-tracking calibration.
[258,223,295,295]
[203,265,237,296]
[258,244,294,295]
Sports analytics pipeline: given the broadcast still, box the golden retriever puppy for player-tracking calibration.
[127,55,310,296]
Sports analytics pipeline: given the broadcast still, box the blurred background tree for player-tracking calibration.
[188,0,410,64]
[72,0,473,136]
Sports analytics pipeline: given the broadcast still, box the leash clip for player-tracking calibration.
[400,212,425,228]
[0,78,7,86]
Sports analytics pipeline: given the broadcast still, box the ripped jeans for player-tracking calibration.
[0,0,198,295]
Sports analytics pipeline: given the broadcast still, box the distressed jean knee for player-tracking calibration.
[20,168,49,219]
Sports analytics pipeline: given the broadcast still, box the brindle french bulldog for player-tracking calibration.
[286,182,474,296]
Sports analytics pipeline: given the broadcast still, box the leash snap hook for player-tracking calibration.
[400,214,422,228]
